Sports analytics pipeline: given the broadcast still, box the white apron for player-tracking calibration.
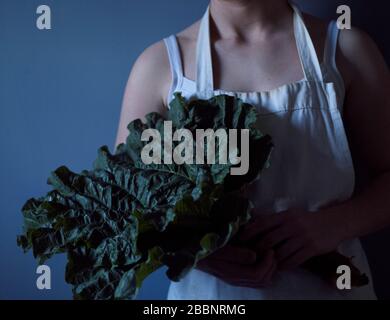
[163,3,377,299]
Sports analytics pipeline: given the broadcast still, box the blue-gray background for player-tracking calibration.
[0,0,389,300]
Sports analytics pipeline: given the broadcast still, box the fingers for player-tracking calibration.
[238,214,283,242]
[230,250,278,288]
[254,225,294,252]
[242,250,277,288]
[279,247,312,270]
[274,238,303,262]
[208,244,257,265]
[253,249,275,280]
[262,255,278,285]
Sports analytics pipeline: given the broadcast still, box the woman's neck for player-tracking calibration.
[209,0,293,41]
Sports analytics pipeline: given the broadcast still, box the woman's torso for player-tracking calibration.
[162,4,376,300]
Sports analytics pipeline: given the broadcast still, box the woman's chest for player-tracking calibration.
[178,34,315,92]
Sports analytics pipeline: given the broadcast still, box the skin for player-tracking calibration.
[115,0,390,288]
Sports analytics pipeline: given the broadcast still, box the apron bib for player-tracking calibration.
[166,3,377,299]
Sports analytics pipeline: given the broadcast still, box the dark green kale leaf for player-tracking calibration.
[17,93,273,299]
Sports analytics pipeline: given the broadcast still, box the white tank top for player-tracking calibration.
[163,3,377,299]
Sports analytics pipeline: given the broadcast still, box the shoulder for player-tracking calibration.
[338,27,385,71]
[338,26,378,59]
[130,40,170,87]
[302,13,387,89]
[133,20,200,78]
[337,26,388,89]
[127,20,201,107]
[124,39,172,107]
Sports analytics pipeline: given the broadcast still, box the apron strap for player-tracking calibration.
[291,3,324,83]
[196,6,214,92]
[323,20,340,68]
[195,3,324,92]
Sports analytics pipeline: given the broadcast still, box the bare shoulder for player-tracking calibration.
[127,21,200,107]
[338,27,380,60]
[127,40,171,106]
[302,13,388,89]
[338,27,388,78]
[134,40,169,71]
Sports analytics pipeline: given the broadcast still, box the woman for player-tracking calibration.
[115,0,389,299]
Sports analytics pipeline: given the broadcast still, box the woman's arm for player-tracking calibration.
[238,27,390,270]
[334,27,390,239]
[114,41,170,148]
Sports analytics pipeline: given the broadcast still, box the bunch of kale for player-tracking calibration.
[17,93,274,299]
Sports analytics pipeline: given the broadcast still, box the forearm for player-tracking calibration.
[325,171,390,241]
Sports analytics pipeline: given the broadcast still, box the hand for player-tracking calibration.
[196,244,277,288]
[238,209,346,271]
